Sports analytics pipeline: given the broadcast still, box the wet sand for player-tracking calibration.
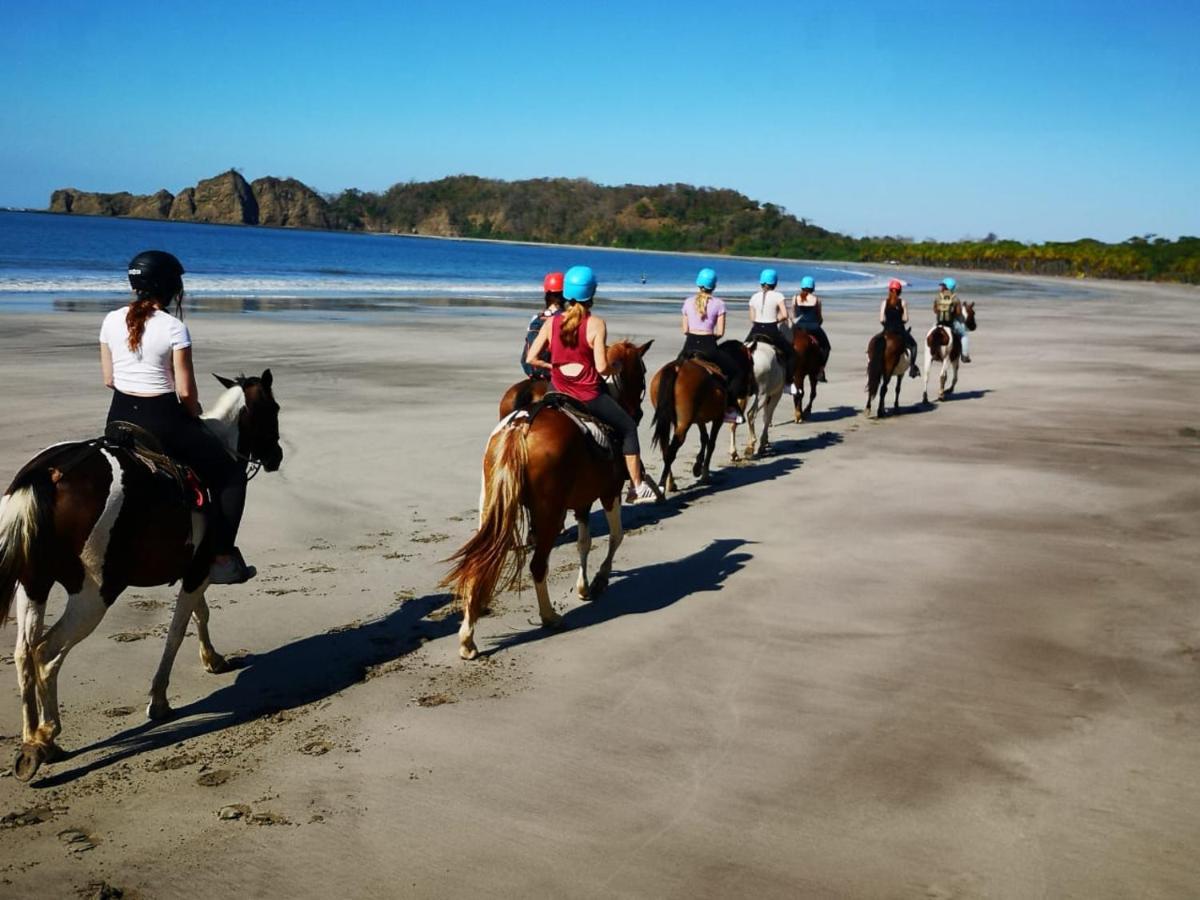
[0,277,1198,898]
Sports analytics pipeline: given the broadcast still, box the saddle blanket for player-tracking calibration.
[493,393,613,455]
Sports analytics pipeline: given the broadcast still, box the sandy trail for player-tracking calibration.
[0,278,1197,898]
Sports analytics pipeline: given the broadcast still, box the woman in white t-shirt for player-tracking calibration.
[99,250,254,585]
[744,268,795,380]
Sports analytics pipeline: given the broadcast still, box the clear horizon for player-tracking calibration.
[2,1,1196,244]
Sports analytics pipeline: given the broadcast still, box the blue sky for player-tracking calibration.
[1,0,1196,242]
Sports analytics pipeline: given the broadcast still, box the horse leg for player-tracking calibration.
[529,513,563,630]
[729,417,742,462]
[12,585,45,748]
[877,374,888,417]
[805,374,816,420]
[923,346,933,403]
[703,421,721,482]
[191,592,230,674]
[15,579,108,781]
[590,499,623,597]
[893,372,903,413]
[691,422,707,477]
[574,510,592,600]
[147,584,207,720]
[948,360,959,395]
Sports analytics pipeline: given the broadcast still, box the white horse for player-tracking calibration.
[730,337,785,460]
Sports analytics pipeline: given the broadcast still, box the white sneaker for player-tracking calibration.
[626,481,659,505]
[785,383,797,395]
[723,409,744,424]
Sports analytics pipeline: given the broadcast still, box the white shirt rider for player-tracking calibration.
[99,307,192,395]
[748,289,788,324]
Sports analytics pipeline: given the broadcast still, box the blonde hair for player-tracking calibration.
[559,302,587,347]
[694,287,712,321]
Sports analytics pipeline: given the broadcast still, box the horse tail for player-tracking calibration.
[442,420,530,615]
[865,334,884,397]
[0,478,50,626]
[651,363,680,452]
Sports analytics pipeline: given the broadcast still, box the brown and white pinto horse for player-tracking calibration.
[789,324,825,422]
[0,371,282,782]
[865,333,914,417]
[444,341,651,660]
[923,302,977,403]
[650,341,749,491]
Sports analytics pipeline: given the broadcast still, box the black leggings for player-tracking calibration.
[681,334,746,406]
[582,392,639,456]
[107,391,247,554]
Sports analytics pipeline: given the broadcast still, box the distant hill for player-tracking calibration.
[48,171,1200,283]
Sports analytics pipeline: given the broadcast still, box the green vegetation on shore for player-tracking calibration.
[50,172,1200,283]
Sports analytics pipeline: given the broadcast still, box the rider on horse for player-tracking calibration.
[99,250,255,584]
[521,271,564,378]
[933,277,970,363]
[524,265,660,504]
[745,268,796,383]
[792,275,831,383]
[681,268,748,424]
[878,279,920,378]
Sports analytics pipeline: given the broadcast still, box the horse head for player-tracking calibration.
[607,340,653,422]
[964,302,977,332]
[213,369,284,472]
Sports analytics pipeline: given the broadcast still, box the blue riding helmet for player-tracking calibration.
[563,265,597,302]
[759,268,778,287]
[696,267,718,291]
[941,276,958,292]
[799,276,815,290]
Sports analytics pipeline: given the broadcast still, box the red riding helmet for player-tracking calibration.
[888,278,903,292]
[543,271,565,293]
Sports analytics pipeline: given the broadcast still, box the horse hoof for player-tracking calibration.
[146,700,174,722]
[576,584,590,601]
[460,643,479,661]
[691,461,703,477]
[13,743,47,782]
[541,612,563,629]
[204,654,230,675]
[589,574,609,597]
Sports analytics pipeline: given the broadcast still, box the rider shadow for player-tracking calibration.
[33,592,459,788]
[939,388,992,403]
[795,404,857,424]
[483,537,753,656]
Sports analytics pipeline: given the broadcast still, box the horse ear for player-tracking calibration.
[638,340,654,356]
[212,373,238,389]
[261,368,273,389]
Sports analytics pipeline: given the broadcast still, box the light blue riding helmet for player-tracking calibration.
[563,265,597,302]
[696,267,718,291]
[759,268,778,287]
[800,276,816,291]
[941,276,958,291]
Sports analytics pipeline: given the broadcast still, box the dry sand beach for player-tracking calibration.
[0,277,1198,898]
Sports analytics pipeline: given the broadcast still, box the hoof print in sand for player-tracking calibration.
[77,880,125,899]
[196,769,232,787]
[147,753,196,772]
[299,740,333,756]
[58,828,97,853]
[218,804,250,821]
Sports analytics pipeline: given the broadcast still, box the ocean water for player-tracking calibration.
[0,211,901,317]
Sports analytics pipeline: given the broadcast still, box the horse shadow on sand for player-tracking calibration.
[483,537,753,657]
[33,592,459,788]
[792,404,858,424]
[936,388,992,403]
[564,430,843,542]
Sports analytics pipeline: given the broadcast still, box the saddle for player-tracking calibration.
[516,392,614,458]
[678,353,726,381]
[103,421,207,509]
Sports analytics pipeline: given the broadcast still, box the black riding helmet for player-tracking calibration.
[128,250,185,301]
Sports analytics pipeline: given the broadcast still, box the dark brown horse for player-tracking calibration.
[650,342,749,492]
[498,377,549,419]
[444,341,651,660]
[923,302,977,403]
[0,371,283,782]
[865,333,915,417]
[789,326,824,422]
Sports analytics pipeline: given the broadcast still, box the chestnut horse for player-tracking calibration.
[923,302,977,403]
[498,377,549,419]
[650,341,749,492]
[444,341,651,660]
[865,332,915,417]
[788,324,825,422]
[0,371,283,782]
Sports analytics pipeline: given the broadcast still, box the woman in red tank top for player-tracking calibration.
[525,266,660,504]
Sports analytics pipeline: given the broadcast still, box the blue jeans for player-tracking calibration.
[952,321,969,356]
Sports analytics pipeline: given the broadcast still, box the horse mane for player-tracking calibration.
[203,386,246,426]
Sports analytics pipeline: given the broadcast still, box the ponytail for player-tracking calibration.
[559,302,587,348]
[695,288,711,321]
[125,296,159,352]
